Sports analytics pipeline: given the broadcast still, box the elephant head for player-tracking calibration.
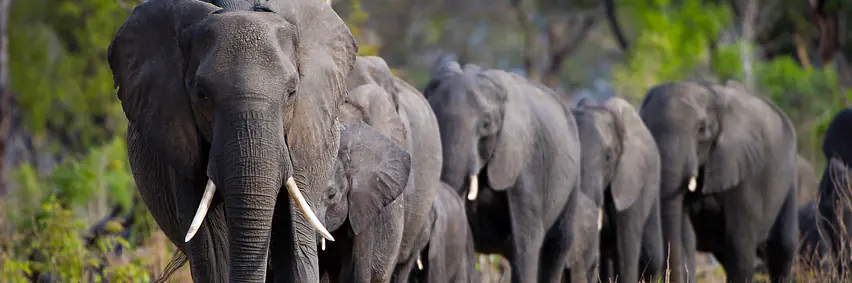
[424,60,517,200]
[319,123,411,240]
[108,0,357,280]
[574,97,660,211]
[639,80,764,196]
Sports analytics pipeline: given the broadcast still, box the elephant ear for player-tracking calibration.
[340,123,411,235]
[604,97,659,211]
[344,84,408,147]
[701,84,764,193]
[482,70,530,191]
[108,0,218,178]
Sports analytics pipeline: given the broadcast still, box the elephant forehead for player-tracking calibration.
[196,12,295,72]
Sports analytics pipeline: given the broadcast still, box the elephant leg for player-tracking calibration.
[507,183,546,283]
[539,191,576,283]
[764,189,797,283]
[640,198,665,282]
[127,129,227,282]
[598,256,613,282]
[611,203,644,283]
[391,254,418,283]
[718,202,758,282]
[170,171,229,283]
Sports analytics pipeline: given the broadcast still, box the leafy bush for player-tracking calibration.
[612,0,732,103]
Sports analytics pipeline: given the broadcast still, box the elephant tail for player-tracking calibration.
[156,250,188,283]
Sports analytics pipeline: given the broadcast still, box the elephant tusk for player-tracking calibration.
[467,174,479,201]
[417,257,424,270]
[321,238,326,251]
[286,176,335,242]
[185,179,217,242]
[687,176,697,192]
[598,209,603,231]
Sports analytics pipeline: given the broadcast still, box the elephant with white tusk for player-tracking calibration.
[108,0,358,281]
[639,80,799,283]
[424,59,582,283]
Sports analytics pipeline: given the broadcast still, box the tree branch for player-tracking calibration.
[512,0,540,81]
[604,0,629,52]
[543,15,597,87]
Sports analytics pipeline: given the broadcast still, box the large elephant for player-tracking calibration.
[572,97,665,283]
[343,56,444,282]
[315,121,411,283]
[108,0,358,282]
[639,80,799,283]
[424,60,581,282]
[410,182,478,283]
[817,107,852,275]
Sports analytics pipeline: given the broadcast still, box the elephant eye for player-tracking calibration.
[327,192,336,200]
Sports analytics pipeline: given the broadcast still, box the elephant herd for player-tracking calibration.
[107,0,852,282]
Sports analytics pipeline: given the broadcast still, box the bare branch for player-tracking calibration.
[512,0,540,81]
[542,14,597,87]
[604,0,629,52]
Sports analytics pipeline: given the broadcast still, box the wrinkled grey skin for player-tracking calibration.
[425,60,581,283]
[572,97,665,283]
[562,192,600,283]
[344,56,443,282]
[639,80,799,283]
[410,182,478,283]
[108,0,358,282]
[817,107,852,275]
[315,122,411,283]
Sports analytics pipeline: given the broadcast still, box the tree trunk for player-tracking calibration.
[604,0,629,53]
[0,0,11,195]
[512,0,540,81]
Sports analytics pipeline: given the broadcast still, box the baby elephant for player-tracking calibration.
[316,122,412,283]
[410,182,477,283]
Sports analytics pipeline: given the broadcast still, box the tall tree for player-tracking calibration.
[0,0,11,194]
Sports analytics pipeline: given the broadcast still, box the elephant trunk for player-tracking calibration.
[203,111,285,282]
[661,188,686,282]
[654,134,697,283]
[220,141,282,282]
[437,125,478,197]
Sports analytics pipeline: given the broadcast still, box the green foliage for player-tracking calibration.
[0,197,151,282]
[5,137,134,229]
[612,0,732,102]
[343,0,379,56]
[8,0,135,153]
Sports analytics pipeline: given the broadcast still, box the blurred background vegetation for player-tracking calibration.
[0,0,849,281]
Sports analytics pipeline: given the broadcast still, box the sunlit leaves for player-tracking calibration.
[611,0,732,103]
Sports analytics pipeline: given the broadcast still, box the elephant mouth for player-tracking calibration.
[183,176,335,243]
